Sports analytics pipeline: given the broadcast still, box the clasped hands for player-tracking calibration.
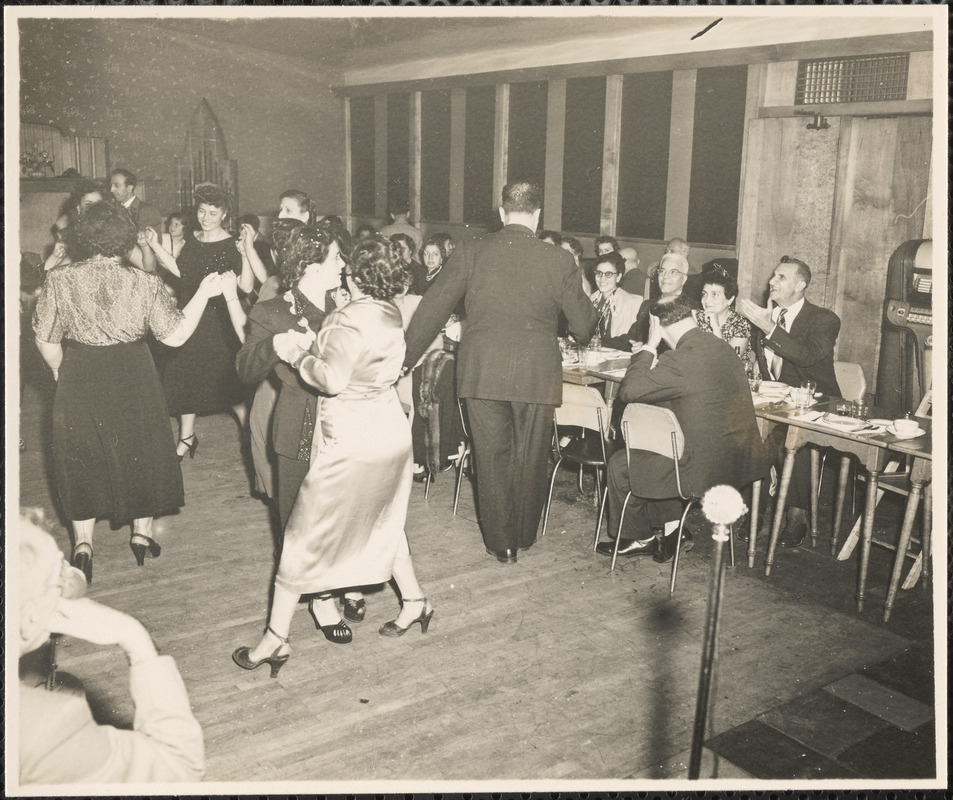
[274,321,317,365]
[194,270,239,302]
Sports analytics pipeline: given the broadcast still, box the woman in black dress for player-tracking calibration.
[33,202,227,583]
[146,184,248,460]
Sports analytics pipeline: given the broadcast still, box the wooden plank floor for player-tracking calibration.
[14,386,932,789]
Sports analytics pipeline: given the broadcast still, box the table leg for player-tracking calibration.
[831,455,851,556]
[856,467,880,612]
[837,458,902,561]
[809,447,820,548]
[766,448,796,577]
[748,479,761,569]
[921,482,931,583]
[883,478,922,622]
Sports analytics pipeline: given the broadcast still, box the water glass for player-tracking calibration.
[850,401,869,420]
[801,379,817,396]
[748,377,761,394]
[576,343,590,370]
[793,387,812,409]
[835,400,853,416]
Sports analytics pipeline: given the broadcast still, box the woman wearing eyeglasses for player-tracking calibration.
[589,251,643,351]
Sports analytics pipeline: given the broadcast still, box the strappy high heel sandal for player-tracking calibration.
[232,626,291,678]
[308,598,353,644]
[177,434,199,462]
[342,596,367,623]
[379,597,434,637]
[130,533,162,567]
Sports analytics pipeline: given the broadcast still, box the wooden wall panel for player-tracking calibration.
[829,116,932,391]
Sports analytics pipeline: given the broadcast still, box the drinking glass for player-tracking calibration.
[576,343,589,371]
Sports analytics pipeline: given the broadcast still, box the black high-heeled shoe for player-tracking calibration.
[130,534,162,567]
[342,596,367,623]
[177,434,199,462]
[232,626,290,678]
[71,544,93,585]
[379,597,434,637]
[308,598,353,644]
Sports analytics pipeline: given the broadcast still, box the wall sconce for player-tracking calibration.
[806,113,830,130]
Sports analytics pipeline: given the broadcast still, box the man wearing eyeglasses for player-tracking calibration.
[623,252,698,352]
[739,256,842,547]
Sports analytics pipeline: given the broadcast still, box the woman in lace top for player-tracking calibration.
[693,268,752,366]
[33,201,229,584]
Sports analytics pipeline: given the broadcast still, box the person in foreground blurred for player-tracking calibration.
[34,202,226,584]
[233,237,432,675]
[17,512,205,784]
[596,296,768,562]
[402,181,598,564]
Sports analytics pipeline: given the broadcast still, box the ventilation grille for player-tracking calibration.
[795,53,909,104]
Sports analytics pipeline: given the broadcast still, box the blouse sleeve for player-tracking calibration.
[32,275,63,343]
[296,317,362,396]
[146,277,184,341]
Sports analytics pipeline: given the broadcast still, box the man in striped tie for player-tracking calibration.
[739,256,842,547]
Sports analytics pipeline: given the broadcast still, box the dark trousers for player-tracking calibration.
[276,453,311,530]
[465,398,556,552]
[606,448,682,540]
[764,426,812,510]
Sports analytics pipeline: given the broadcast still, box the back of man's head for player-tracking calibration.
[501,181,541,215]
[666,237,689,257]
[619,246,639,271]
[389,199,409,218]
[652,294,696,327]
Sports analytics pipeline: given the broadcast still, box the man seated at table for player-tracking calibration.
[597,296,769,561]
[621,252,700,355]
[739,255,841,547]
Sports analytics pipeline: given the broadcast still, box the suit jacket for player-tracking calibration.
[404,224,598,406]
[235,292,327,459]
[127,196,163,233]
[752,299,841,397]
[19,655,204,785]
[590,288,643,339]
[618,326,770,497]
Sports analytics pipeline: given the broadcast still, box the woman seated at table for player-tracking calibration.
[692,266,751,367]
[590,251,643,351]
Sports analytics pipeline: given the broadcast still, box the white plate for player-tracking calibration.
[821,413,859,427]
[886,425,926,440]
[869,418,893,427]
[759,381,788,391]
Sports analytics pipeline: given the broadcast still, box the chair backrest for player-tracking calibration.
[619,403,684,460]
[555,383,610,436]
[834,361,866,403]
[620,402,689,500]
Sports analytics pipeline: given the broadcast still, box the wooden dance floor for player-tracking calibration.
[16,393,930,787]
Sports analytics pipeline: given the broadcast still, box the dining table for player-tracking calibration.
[562,356,933,615]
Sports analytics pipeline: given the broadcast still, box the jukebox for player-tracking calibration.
[876,239,933,417]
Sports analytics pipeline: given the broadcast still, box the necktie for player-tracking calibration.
[771,308,787,380]
[598,294,612,338]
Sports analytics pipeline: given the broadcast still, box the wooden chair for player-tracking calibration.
[611,403,729,594]
[541,383,612,544]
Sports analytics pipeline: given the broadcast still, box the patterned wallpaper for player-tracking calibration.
[19,19,346,221]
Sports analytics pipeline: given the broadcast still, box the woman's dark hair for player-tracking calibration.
[193,183,233,225]
[354,223,376,240]
[166,211,188,232]
[593,250,625,275]
[701,267,739,302]
[594,235,620,253]
[538,230,562,246]
[68,201,137,259]
[421,236,448,264]
[561,236,583,261]
[280,225,334,290]
[319,216,352,257]
[348,236,406,301]
[389,233,416,263]
[279,189,318,225]
[270,218,306,272]
[430,232,453,253]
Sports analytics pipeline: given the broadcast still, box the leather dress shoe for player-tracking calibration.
[486,547,517,564]
[595,536,658,557]
[778,507,807,548]
[653,529,694,563]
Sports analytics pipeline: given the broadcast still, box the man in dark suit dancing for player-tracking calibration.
[403,181,597,563]
[739,255,842,546]
[597,295,769,561]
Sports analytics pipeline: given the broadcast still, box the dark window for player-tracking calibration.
[387,93,410,211]
[421,89,452,222]
[464,85,496,227]
[508,81,548,194]
[562,76,606,235]
[349,96,375,217]
[616,71,672,241]
[687,65,748,246]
